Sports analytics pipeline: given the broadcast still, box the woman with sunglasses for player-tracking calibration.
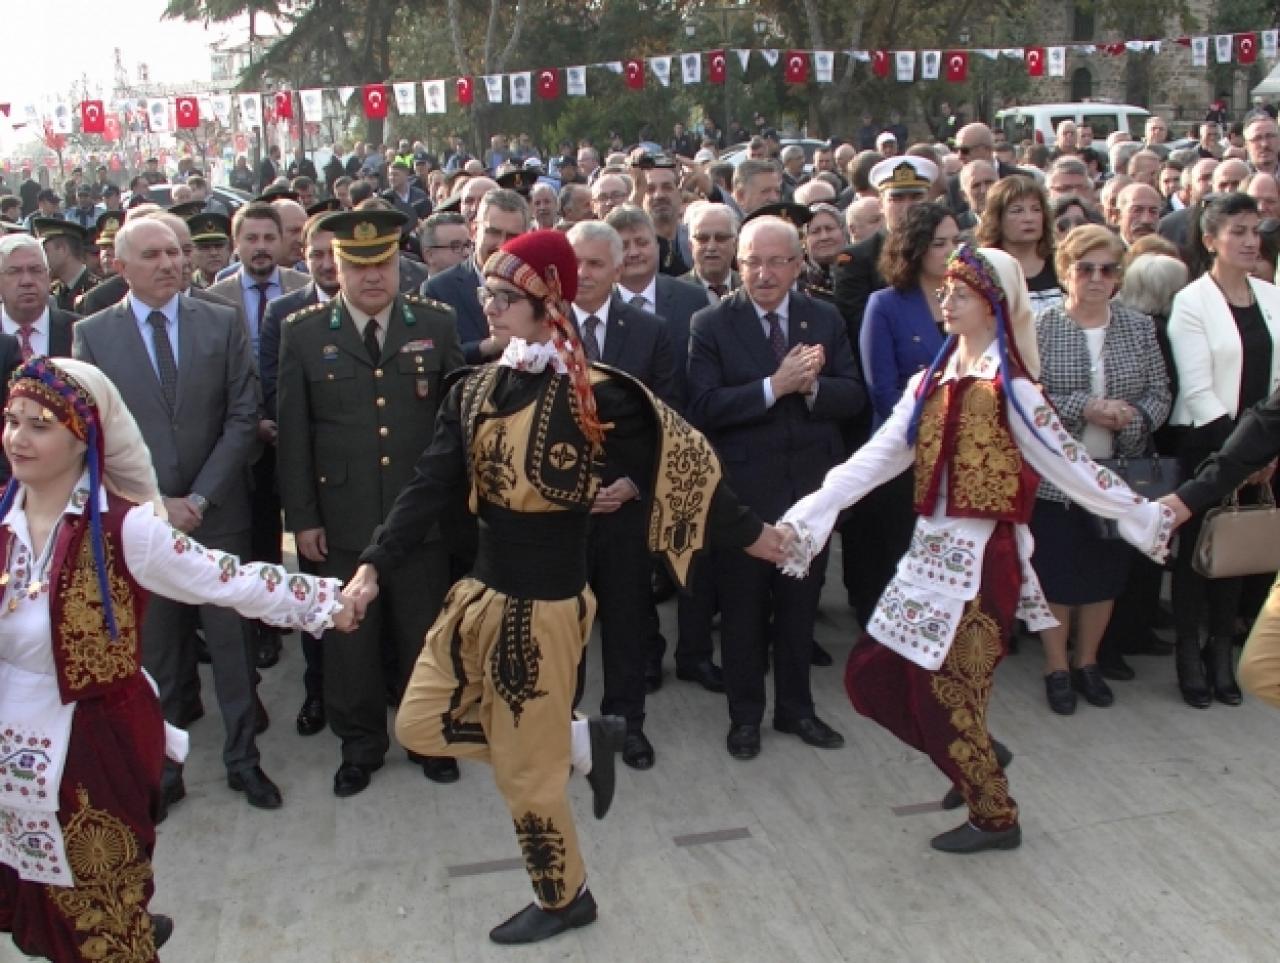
[1030,225,1172,713]
[1167,192,1280,707]
[775,245,1173,853]
[976,175,1063,318]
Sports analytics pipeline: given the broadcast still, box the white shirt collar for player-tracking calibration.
[750,294,790,323]
[572,299,612,327]
[940,341,1001,383]
[0,305,49,337]
[3,470,106,550]
[616,277,657,310]
[128,293,180,326]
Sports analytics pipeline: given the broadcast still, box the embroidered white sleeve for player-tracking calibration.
[121,504,344,637]
[1008,378,1175,563]
[777,374,919,576]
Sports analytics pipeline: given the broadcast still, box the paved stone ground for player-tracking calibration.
[8,550,1280,962]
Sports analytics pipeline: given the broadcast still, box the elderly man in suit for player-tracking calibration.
[682,201,741,306]
[0,233,77,359]
[260,213,343,738]
[207,202,309,668]
[73,217,273,812]
[422,187,529,364]
[688,214,866,760]
[277,209,464,798]
[567,220,676,769]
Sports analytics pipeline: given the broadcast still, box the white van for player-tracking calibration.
[995,103,1152,148]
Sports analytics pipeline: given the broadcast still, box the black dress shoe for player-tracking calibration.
[333,761,383,798]
[1044,670,1077,715]
[675,659,724,693]
[810,640,834,667]
[295,696,326,736]
[930,821,1022,853]
[774,715,845,749]
[489,888,598,944]
[622,730,655,770]
[585,716,626,818]
[255,632,282,669]
[644,658,663,694]
[1176,638,1212,709]
[1098,655,1136,682]
[1072,664,1115,707]
[942,740,1013,810]
[254,694,270,735]
[1205,638,1244,706]
[227,766,282,810]
[151,914,174,950]
[726,723,761,760]
[419,756,460,784]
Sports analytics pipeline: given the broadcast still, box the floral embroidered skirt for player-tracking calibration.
[846,521,1021,831]
[0,674,165,963]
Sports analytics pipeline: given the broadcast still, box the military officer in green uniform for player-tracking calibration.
[31,217,101,312]
[277,208,466,797]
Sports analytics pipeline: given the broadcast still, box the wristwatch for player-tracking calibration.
[188,494,209,514]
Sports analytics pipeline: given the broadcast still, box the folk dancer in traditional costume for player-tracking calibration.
[342,230,785,944]
[0,358,349,962]
[776,246,1175,853]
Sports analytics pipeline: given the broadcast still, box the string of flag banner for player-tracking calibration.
[23,30,1280,137]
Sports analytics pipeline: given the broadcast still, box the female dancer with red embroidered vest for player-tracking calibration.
[778,246,1175,853]
[0,358,349,962]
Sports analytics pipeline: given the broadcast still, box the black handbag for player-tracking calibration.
[1094,449,1181,540]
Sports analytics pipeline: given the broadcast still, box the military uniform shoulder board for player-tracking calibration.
[285,302,328,325]
[403,292,450,313]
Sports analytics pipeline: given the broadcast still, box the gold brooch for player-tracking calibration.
[353,221,377,242]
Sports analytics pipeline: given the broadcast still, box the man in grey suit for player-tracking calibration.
[206,202,309,669]
[73,217,275,814]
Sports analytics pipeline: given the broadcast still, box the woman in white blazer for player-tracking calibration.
[1167,193,1280,709]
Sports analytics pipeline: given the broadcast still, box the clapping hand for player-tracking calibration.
[772,344,825,398]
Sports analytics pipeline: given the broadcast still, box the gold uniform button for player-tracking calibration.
[380,456,391,467]
[379,426,389,437]
[326,373,335,380]
[414,355,423,363]
[374,369,384,378]
[319,476,327,484]
[376,397,386,407]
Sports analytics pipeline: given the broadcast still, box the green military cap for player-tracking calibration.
[168,200,204,219]
[742,201,813,229]
[318,208,409,264]
[306,197,341,216]
[187,211,231,244]
[496,167,537,195]
[31,218,89,244]
[255,185,299,203]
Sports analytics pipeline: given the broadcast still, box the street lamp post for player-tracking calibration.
[684,5,769,144]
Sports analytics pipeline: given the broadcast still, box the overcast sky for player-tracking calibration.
[2,0,253,144]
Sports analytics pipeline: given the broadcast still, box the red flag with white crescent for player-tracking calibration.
[872,50,890,78]
[945,51,969,83]
[709,49,727,85]
[1238,32,1258,64]
[456,76,474,106]
[624,58,644,90]
[537,68,560,99]
[784,50,809,84]
[1026,46,1046,76]
[363,84,388,119]
[81,100,105,134]
[274,90,294,120]
[175,96,200,129]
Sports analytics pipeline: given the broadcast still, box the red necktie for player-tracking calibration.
[16,327,33,362]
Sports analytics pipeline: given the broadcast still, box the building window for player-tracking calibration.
[1071,67,1093,101]
[1071,4,1094,42]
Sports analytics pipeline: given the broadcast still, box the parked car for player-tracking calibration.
[720,137,829,171]
[996,103,1152,148]
[124,183,253,213]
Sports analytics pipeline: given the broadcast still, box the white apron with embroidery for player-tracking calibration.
[0,480,343,885]
[779,346,1175,671]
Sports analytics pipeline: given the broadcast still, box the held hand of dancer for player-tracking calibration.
[257,418,278,444]
[744,524,788,564]
[163,497,201,533]
[295,528,328,563]
[341,564,380,624]
[1158,493,1192,527]
[1245,459,1277,488]
[590,478,637,514]
[331,601,358,633]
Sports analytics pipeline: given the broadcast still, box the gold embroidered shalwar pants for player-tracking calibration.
[1240,572,1280,709]
[395,577,596,909]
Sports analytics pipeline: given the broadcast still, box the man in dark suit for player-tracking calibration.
[73,217,273,813]
[604,205,720,691]
[381,162,431,236]
[260,214,342,738]
[568,220,676,770]
[422,187,529,364]
[688,214,866,761]
[0,234,77,358]
[682,201,741,307]
[277,209,464,798]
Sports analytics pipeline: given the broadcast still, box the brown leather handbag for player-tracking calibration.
[1192,484,1280,578]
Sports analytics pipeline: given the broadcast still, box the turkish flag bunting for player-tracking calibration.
[708,50,727,84]
[456,76,474,106]
[80,100,105,134]
[945,51,969,83]
[1026,46,1046,76]
[175,96,200,129]
[1238,32,1258,64]
[1104,42,1127,55]
[274,90,294,120]
[872,50,890,78]
[537,68,560,99]
[363,84,389,119]
[783,51,809,84]
[624,58,645,90]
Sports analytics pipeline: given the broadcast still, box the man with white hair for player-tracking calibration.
[1247,171,1280,218]
[1212,157,1251,194]
[568,219,677,770]
[845,196,884,243]
[1159,157,1219,247]
[1116,183,1163,246]
[1128,149,1162,188]
[793,179,836,207]
[0,233,75,360]
[1109,141,1142,181]
[958,160,998,230]
[590,172,632,220]
[687,214,864,761]
[529,181,558,230]
[682,200,740,304]
[780,144,806,197]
